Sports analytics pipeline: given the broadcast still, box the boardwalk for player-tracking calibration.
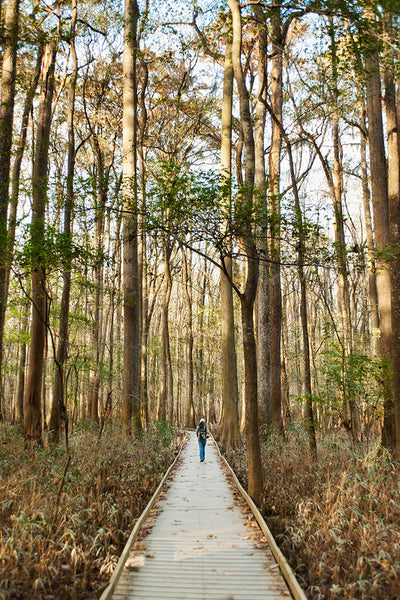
[105,433,299,600]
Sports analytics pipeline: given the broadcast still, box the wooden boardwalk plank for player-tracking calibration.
[107,434,297,600]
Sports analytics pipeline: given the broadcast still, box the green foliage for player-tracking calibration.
[15,224,112,276]
[317,333,383,427]
[146,160,223,244]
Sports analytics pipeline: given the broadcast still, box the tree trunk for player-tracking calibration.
[24,41,57,443]
[49,0,78,443]
[287,139,317,458]
[329,19,355,436]
[269,3,284,434]
[122,0,141,435]
[195,257,208,427]
[383,14,400,457]
[359,115,380,354]
[157,242,173,422]
[364,35,394,451]
[254,6,271,431]
[15,294,29,425]
[0,0,20,419]
[138,61,149,427]
[219,30,241,451]
[228,0,262,504]
[182,246,195,428]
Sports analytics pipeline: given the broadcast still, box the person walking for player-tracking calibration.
[196,418,208,462]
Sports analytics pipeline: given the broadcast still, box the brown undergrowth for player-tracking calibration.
[0,422,180,600]
[225,426,400,600]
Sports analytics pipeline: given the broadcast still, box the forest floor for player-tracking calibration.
[225,426,400,600]
[0,422,180,600]
[1,424,399,600]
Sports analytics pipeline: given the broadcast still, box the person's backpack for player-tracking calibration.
[198,425,207,440]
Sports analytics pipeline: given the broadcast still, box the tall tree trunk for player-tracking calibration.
[15,293,29,425]
[88,168,107,424]
[182,245,195,427]
[139,61,149,427]
[24,41,57,443]
[269,2,284,434]
[49,0,78,443]
[287,141,317,458]
[0,0,19,419]
[157,241,173,422]
[228,0,262,505]
[122,0,141,435]
[219,30,241,451]
[329,18,355,436]
[364,23,394,451]
[383,13,400,457]
[254,6,271,431]
[196,256,210,423]
[359,114,380,354]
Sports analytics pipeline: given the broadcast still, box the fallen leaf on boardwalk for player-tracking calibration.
[226,506,234,510]
[145,553,155,558]
[134,542,147,551]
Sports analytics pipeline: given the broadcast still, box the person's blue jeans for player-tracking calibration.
[198,437,207,461]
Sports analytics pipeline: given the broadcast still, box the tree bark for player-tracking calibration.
[254,6,271,431]
[122,0,141,435]
[49,0,78,443]
[182,245,195,428]
[287,143,317,458]
[228,0,263,504]
[157,241,173,422]
[359,115,380,353]
[269,2,284,434]
[383,13,400,457]
[138,60,149,427]
[364,28,394,451]
[0,0,20,419]
[15,294,29,425]
[329,18,355,436]
[24,41,57,443]
[219,30,241,451]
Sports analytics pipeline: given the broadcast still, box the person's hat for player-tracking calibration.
[200,418,205,423]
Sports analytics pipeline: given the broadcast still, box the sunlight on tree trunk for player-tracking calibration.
[219,29,241,452]
[364,15,395,452]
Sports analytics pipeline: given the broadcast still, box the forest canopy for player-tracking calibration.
[1,0,400,598]
[0,0,398,451]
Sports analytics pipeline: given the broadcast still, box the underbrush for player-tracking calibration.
[0,422,180,600]
[226,426,400,600]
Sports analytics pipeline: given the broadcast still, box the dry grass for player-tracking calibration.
[226,427,400,600]
[0,422,179,599]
